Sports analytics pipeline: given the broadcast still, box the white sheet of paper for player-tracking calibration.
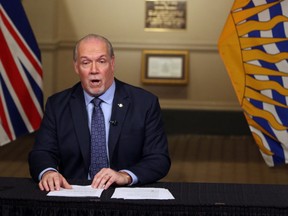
[47,185,104,197]
[111,187,175,200]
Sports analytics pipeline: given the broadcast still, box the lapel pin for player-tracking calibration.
[118,103,123,108]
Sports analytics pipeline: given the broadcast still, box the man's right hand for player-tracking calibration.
[39,170,72,191]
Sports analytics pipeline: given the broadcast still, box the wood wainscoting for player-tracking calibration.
[1,132,288,184]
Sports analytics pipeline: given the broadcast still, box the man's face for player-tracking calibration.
[74,38,115,96]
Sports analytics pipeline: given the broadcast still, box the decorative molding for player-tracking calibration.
[38,40,59,51]
[38,40,218,52]
[159,99,242,111]
[113,41,218,51]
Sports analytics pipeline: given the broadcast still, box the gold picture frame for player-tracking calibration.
[141,50,189,85]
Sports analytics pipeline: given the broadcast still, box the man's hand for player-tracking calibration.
[39,170,72,191]
[91,168,132,190]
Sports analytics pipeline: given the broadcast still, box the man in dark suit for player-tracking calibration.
[28,34,171,191]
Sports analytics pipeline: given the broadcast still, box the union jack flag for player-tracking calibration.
[219,0,288,166]
[0,0,43,146]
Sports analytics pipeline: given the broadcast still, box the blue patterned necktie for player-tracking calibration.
[90,98,108,178]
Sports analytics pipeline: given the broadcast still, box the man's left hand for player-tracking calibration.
[91,168,132,189]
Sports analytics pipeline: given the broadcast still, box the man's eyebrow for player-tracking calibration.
[80,56,90,59]
[80,55,107,60]
[97,55,108,59]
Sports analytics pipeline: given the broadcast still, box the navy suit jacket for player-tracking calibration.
[29,79,171,185]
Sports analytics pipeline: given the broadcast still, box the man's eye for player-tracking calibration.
[99,59,106,64]
[81,61,90,65]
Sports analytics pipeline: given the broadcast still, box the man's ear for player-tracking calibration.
[73,62,79,75]
[111,56,115,71]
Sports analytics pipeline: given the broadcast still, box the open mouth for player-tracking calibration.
[91,79,101,86]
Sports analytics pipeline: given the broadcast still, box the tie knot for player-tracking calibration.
[93,98,102,107]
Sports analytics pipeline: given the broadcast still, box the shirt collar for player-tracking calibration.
[83,80,115,106]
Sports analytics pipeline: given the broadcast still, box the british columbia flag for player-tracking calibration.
[219,0,288,166]
[0,0,43,146]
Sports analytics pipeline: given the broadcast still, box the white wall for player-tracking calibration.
[22,0,239,110]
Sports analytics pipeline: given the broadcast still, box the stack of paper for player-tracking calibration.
[47,185,175,200]
[111,187,175,200]
[47,185,104,197]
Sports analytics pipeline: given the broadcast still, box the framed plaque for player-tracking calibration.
[141,50,189,85]
[145,0,187,31]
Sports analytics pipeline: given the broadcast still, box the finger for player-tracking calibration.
[103,176,114,190]
[91,175,101,188]
[98,174,111,189]
[91,169,105,188]
[92,175,107,189]
[47,177,56,191]
[38,181,45,191]
[62,177,72,189]
[41,179,51,192]
[53,176,61,191]
[91,170,110,189]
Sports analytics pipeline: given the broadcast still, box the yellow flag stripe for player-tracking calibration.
[251,131,274,156]
[232,1,281,24]
[243,49,288,63]
[245,87,287,108]
[243,99,287,130]
[240,37,288,49]
[237,16,288,36]
[244,63,288,76]
[244,112,278,148]
[246,75,288,97]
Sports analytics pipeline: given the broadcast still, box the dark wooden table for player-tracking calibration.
[1,177,288,215]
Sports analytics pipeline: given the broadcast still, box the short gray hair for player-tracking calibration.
[73,34,114,62]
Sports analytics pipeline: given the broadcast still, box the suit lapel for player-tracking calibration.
[70,84,90,170]
[108,81,130,158]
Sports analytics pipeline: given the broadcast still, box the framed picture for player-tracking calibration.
[141,50,189,85]
[145,0,187,31]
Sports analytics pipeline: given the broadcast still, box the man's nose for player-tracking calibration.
[91,61,98,72]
